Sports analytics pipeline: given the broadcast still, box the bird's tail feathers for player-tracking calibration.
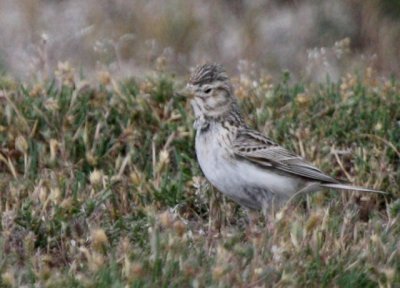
[321,183,388,195]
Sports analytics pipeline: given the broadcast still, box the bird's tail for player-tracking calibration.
[321,183,388,195]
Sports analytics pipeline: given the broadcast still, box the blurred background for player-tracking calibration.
[0,0,399,81]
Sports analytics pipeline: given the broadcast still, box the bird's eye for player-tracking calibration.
[204,88,212,94]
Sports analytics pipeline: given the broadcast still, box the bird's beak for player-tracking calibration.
[177,84,195,99]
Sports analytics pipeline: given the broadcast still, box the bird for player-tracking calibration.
[186,63,386,211]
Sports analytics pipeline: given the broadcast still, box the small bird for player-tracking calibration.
[187,63,386,211]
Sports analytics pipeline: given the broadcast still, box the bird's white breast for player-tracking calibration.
[195,123,300,207]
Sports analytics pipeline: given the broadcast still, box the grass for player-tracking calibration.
[0,64,399,287]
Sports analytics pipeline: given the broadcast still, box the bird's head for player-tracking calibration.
[187,63,238,120]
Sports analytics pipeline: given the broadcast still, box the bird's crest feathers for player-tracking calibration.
[189,63,229,86]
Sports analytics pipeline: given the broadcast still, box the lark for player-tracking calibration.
[187,63,385,211]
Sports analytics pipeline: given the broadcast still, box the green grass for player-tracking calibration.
[0,66,399,287]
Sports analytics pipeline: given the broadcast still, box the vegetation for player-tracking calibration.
[0,64,399,287]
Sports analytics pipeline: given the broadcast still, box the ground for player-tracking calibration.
[0,65,399,287]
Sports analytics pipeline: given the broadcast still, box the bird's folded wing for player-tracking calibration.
[233,128,338,183]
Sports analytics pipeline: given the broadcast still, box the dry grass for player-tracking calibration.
[0,64,399,287]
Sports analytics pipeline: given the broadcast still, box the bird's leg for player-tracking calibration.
[262,198,277,233]
[260,199,269,223]
[207,186,222,248]
[246,209,260,235]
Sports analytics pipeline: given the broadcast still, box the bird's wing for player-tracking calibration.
[232,128,339,183]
